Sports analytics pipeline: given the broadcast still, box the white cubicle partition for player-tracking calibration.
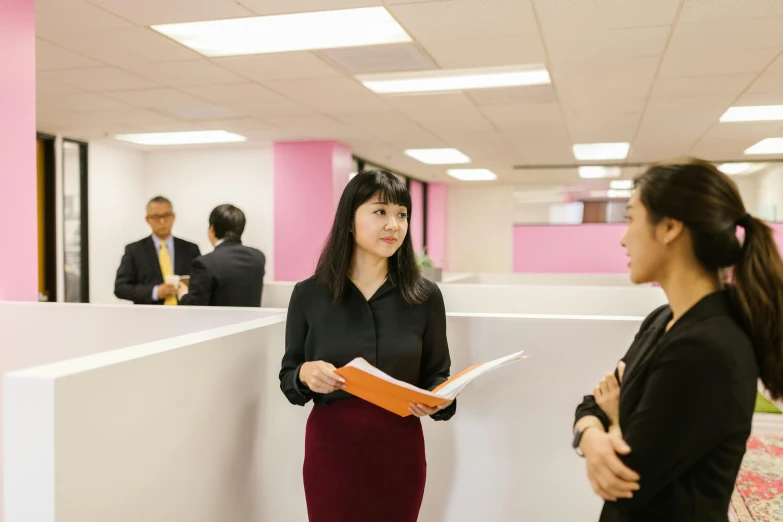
[262,281,667,317]
[5,310,643,522]
[0,302,268,522]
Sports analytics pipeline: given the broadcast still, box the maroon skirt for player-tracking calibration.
[303,398,426,522]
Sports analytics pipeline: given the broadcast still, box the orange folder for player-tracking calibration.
[333,350,527,417]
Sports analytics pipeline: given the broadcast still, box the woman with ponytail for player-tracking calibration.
[571,157,783,521]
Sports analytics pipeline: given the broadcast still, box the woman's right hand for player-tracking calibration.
[581,428,640,501]
[299,361,346,394]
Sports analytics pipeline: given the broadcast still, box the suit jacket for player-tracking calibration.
[179,241,265,307]
[575,290,758,522]
[114,236,201,305]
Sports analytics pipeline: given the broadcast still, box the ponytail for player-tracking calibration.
[732,216,783,400]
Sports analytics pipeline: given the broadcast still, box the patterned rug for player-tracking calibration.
[730,435,783,521]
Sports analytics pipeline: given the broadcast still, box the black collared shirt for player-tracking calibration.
[279,276,456,421]
[575,290,758,521]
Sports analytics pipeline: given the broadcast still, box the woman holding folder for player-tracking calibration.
[279,169,456,522]
[572,157,783,521]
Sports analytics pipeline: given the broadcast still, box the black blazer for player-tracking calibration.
[114,236,201,305]
[179,241,265,307]
[575,290,758,522]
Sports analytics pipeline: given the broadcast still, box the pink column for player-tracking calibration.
[274,141,351,282]
[409,180,424,253]
[426,183,448,270]
[0,0,37,301]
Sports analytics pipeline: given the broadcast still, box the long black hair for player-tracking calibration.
[315,169,430,306]
[635,156,783,399]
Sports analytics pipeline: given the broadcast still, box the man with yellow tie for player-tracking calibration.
[114,196,201,305]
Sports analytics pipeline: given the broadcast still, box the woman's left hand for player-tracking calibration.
[409,400,453,417]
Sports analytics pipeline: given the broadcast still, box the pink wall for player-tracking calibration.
[426,183,448,269]
[274,141,351,282]
[513,224,629,273]
[514,222,783,273]
[409,180,424,253]
[0,0,36,302]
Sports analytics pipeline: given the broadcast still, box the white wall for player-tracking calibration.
[89,142,148,305]
[756,165,783,221]
[88,142,275,304]
[733,174,760,219]
[448,185,514,272]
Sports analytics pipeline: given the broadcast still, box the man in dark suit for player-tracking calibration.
[114,196,201,305]
[178,204,266,307]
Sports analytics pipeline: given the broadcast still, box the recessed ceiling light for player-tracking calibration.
[446,168,497,181]
[607,189,633,198]
[578,166,622,179]
[745,138,783,155]
[717,163,767,175]
[114,130,247,145]
[720,106,783,122]
[404,148,470,165]
[573,143,630,161]
[610,180,634,190]
[151,7,411,57]
[358,65,550,94]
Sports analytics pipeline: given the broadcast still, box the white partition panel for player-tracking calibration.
[0,302,269,522]
[263,281,667,317]
[443,272,641,286]
[6,312,644,522]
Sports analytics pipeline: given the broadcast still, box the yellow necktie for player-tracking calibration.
[159,241,177,306]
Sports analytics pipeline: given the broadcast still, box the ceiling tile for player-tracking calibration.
[468,85,558,106]
[658,47,781,77]
[36,80,83,96]
[679,0,783,23]
[46,92,133,112]
[734,92,783,106]
[238,0,383,15]
[688,137,762,159]
[36,40,104,71]
[564,111,641,143]
[46,27,202,66]
[184,83,292,106]
[551,56,659,101]
[634,110,718,140]
[667,17,783,53]
[336,112,446,147]
[768,53,783,72]
[265,77,390,115]
[267,115,366,139]
[386,92,496,132]
[650,75,756,98]
[423,35,545,68]
[644,95,733,114]
[480,103,565,132]
[745,71,783,94]
[214,52,342,82]
[319,43,436,74]
[87,0,254,25]
[390,0,538,43]
[40,68,158,91]
[106,89,209,109]
[545,26,669,62]
[122,60,247,87]
[627,139,695,162]
[162,106,245,121]
[534,0,680,30]
[35,0,132,39]
[190,118,282,133]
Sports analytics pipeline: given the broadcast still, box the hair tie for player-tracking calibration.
[737,213,752,227]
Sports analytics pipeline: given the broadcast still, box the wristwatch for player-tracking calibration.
[572,425,596,457]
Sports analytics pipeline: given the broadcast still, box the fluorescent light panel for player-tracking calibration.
[359,65,550,94]
[404,148,470,165]
[745,138,783,155]
[610,180,634,190]
[114,130,246,146]
[718,163,766,175]
[720,105,783,122]
[447,168,497,181]
[578,166,622,179]
[151,7,411,57]
[607,189,633,198]
[573,142,630,161]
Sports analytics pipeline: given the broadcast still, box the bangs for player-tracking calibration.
[355,169,411,211]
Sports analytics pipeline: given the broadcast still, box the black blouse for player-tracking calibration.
[279,275,457,421]
[575,291,758,522]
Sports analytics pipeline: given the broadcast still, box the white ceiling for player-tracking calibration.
[35,0,783,186]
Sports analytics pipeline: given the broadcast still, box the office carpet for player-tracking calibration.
[730,435,783,521]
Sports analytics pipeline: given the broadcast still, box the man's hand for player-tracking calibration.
[156,283,177,300]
